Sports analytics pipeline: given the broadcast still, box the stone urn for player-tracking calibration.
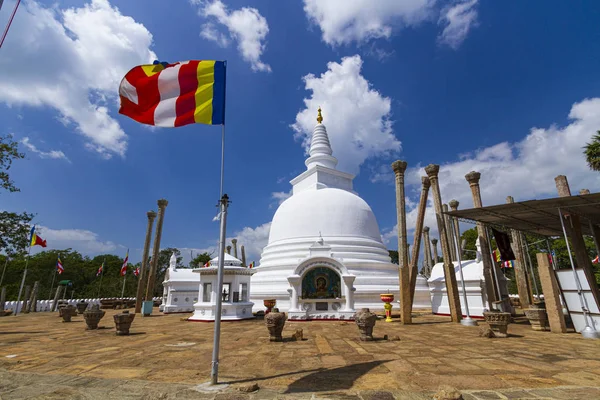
[265,308,286,342]
[263,299,276,315]
[354,308,377,341]
[483,311,511,338]
[83,304,106,330]
[76,300,89,315]
[61,305,76,322]
[114,310,135,336]
[380,294,394,322]
[524,303,549,331]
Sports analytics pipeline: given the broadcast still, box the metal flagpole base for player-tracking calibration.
[581,326,600,339]
[461,317,478,327]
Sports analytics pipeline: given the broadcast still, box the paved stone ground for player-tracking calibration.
[0,308,599,399]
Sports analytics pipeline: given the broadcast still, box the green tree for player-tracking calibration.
[190,252,212,268]
[460,227,479,260]
[584,130,600,171]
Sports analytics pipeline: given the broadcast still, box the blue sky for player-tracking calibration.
[1,0,600,265]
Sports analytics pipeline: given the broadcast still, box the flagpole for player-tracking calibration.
[121,274,127,298]
[0,256,8,286]
[97,257,106,298]
[48,269,57,300]
[14,244,32,316]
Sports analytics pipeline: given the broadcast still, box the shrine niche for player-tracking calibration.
[302,266,341,299]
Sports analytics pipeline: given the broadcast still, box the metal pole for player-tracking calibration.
[558,207,600,339]
[485,227,503,308]
[211,194,229,385]
[48,270,56,300]
[121,274,127,298]
[523,237,540,299]
[0,0,21,50]
[97,258,105,298]
[452,217,477,326]
[15,245,32,316]
[0,256,8,286]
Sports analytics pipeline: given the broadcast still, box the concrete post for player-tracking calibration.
[232,239,238,259]
[0,287,6,312]
[465,171,497,309]
[426,164,462,322]
[136,210,157,313]
[146,199,168,302]
[28,281,39,313]
[226,246,231,255]
[444,204,456,261]
[22,285,30,314]
[505,196,532,309]
[392,160,412,324]
[536,253,567,333]
[51,286,61,312]
[409,176,430,305]
[241,245,247,267]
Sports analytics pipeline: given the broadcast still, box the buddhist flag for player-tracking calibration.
[119,60,226,127]
[96,260,104,277]
[502,260,514,269]
[56,256,64,274]
[493,249,502,262]
[248,261,255,269]
[593,255,599,264]
[29,226,47,248]
[203,261,211,268]
[134,267,140,277]
[120,249,129,276]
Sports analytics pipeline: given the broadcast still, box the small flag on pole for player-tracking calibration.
[502,260,514,269]
[96,261,104,276]
[134,267,140,277]
[248,261,255,268]
[56,256,64,274]
[593,255,599,264]
[120,250,129,276]
[493,249,502,262]
[204,261,211,268]
[119,60,226,127]
[29,226,47,248]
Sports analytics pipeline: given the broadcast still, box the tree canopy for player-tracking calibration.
[584,130,600,171]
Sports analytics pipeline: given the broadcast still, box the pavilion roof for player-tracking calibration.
[444,193,600,237]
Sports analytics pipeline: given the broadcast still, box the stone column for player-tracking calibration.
[226,245,231,255]
[343,275,356,311]
[22,285,30,314]
[0,287,6,312]
[241,245,247,267]
[536,253,567,333]
[136,210,157,313]
[465,171,497,309]
[448,200,461,260]
[409,176,430,305]
[555,175,600,306]
[426,164,462,322]
[443,204,456,261]
[423,228,433,276]
[431,238,439,264]
[505,196,532,308]
[232,239,238,259]
[51,286,61,312]
[28,281,39,313]
[146,199,168,302]
[392,160,412,324]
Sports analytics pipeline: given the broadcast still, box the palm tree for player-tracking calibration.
[584,131,600,171]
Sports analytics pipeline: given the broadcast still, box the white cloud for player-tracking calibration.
[229,222,271,264]
[33,225,120,255]
[438,0,479,49]
[383,97,600,254]
[270,191,292,208]
[0,0,156,158]
[303,0,435,46]
[194,0,271,72]
[21,137,70,162]
[291,55,401,175]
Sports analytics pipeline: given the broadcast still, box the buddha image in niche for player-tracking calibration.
[315,275,329,298]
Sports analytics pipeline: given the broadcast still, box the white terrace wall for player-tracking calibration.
[3,297,161,314]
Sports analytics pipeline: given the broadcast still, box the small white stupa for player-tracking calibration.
[189,253,255,321]
[250,108,400,320]
[428,238,509,318]
[161,253,199,314]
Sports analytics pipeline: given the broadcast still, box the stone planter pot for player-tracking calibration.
[263,299,276,315]
[354,308,377,341]
[83,304,106,330]
[114,310,135,336]
[525,305,549,331]
[483,311,511,338]
[265,308,286,342]
[62,305,76,322]
[76,301,89,314]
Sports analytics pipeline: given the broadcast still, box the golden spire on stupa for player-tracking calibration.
[317,107,323,124]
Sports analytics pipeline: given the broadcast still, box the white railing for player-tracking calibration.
[2,297,162,313]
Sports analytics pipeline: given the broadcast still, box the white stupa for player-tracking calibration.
[250,108,400,320]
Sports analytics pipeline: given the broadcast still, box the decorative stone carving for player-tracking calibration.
[524,302,549,331]
[114,310,135,335]
[76,300,89,314]
[265,308,286,342]
[61,305,76,322]
[83,304,106,330]
[354,308,377,341]
[483,311,511,338]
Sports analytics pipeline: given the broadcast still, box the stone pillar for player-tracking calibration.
[426,164,462,322]
[423,229,433,276]
[22,285,31,314]
[146,199,168,302]
[232,239,238,259]
[226,246,231,255]
[136,210,156,313]
[51,286,61,312]
[505,196,532,308]
[0,287,6,312]
[465,171,497,308]
[241,245,247,267]
[28,281,39,313]
[443,204,456,261]
[536,253,567,333]
[407,244,411,265]
[555,175,600,306]
[343,275,356,311]
[448,200,461,260]
[287,276,301,312]
[392,160,412,324]
[431,238,439,264]
[409,176,430,305]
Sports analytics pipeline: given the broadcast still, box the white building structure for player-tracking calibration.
[428,239,510,318]
[250,109,400,320]
[161,253,199,314]
[189,253,255,321]
[413,275,432,309]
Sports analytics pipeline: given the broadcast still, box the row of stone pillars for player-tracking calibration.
[134,199,168,314]
[0,282,40,314]
[225,239,247,266]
